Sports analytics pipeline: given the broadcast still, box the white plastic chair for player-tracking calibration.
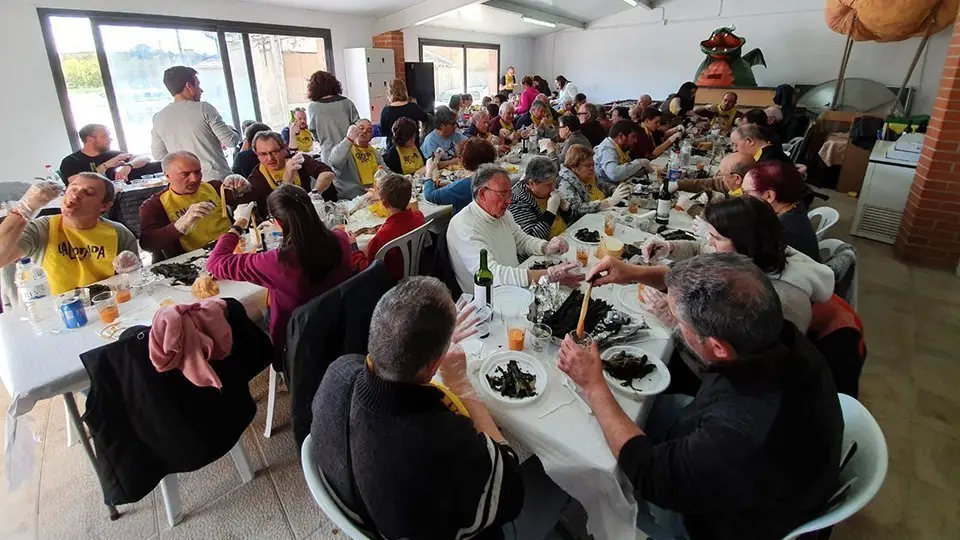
[808,206,840,240]
[819,239,858,309]
[373,219,434,279]
[301,435,376,540]
[783,394,888,539]
[159,440,255,528]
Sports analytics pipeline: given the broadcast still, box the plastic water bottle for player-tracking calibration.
[667,150,683,183]
[43,164,63,186]
[14,258,54,322]
[680,140,693,167]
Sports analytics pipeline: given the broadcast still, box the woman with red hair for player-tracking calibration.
[742,161,821,261]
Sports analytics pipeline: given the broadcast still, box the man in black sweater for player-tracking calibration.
[60,124,160,182]
[311,277,524,539]
[568,252,843,540]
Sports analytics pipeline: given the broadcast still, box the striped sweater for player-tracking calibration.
[508,182,571,240]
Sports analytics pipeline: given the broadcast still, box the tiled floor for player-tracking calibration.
[1,190,959,539]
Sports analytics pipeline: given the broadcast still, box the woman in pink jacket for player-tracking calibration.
[515,75,539,115]
[206,184,355,366]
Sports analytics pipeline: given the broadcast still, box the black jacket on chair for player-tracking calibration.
[285,261,394,445]
[80,298,273,506]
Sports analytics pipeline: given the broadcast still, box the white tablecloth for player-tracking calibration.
[0,250,267,485]
[460,208,694,539]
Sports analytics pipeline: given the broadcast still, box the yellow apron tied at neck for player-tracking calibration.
[160,183,231,252]
[42,215,118,295]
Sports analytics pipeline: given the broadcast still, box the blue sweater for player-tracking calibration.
[423,177,472,215]
[420,130,468,160]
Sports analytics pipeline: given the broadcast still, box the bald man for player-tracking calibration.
[673,153,757,217]
[139,151,250,258]
[637,94,653,110]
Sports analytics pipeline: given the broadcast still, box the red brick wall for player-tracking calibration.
[895,19,960,270]
[372,31,405,83]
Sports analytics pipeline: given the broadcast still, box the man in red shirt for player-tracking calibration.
[350,173,426,281]
[631,108,681,160]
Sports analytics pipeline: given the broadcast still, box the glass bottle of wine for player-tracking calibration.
[474,249,494,311]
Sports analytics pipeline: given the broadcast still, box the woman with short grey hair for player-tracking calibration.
[508,156,571,239]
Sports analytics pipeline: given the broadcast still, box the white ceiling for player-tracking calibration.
[422,4,558,37]
[240,0,421,18]
[504,0,635,23]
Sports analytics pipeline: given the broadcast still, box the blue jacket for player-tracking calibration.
[423,177,472,215]
[594,137,645,185]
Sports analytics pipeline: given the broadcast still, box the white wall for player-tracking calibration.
[403,26,535,86]
[0,0,374,183]
[533,0,951,116]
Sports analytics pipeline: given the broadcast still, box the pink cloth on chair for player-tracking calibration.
[149,298,233,389]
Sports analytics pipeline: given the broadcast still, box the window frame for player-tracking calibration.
[418,38,501,106]
[38,8,334,153]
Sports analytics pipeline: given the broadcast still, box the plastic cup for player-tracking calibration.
[93,291,119,324]
[566,330,594,349]
[507,326,526,351]
[603,213,616,236]
[530,323,552,353]
[112,274,132,304]
[628,197,640,214]
[575,244,589,268]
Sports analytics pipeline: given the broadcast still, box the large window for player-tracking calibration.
[420,39,499,110]
[39,9,334,154]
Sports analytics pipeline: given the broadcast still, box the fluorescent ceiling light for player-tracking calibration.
[521,16,557,28]
[622,0,639,6]
[416,12,451,25]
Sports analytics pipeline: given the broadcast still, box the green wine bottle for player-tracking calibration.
[474,249,494,311]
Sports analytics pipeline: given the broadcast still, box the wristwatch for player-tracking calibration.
[230,224,245,235]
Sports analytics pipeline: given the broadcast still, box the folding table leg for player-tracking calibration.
[63,392,120,521]
[65,401,80,447]
[263,367,277,438]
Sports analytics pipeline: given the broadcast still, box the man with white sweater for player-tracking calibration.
[151,66,240,181]
[447,165,584,292]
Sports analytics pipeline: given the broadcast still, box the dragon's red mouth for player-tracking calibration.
[701,32,744,54]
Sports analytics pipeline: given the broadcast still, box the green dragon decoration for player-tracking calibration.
[695,27,766,87]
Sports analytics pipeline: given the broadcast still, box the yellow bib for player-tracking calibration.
[351,145,379,186]
[160,183,231,252]
[504,74,515,90]
[364,356,469,417]
[584,177,606,202]
[258,164,299,190]
[535,197,567,238]
[397,146,424,175]
[501,120,514,133]
[43,215,118,295]
[614,142,630,165]
[728,187,744,197]
[294,129,313,153]
[753,147,764,161]
[714,103,738,127]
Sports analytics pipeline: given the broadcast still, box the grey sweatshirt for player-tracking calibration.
[307,96,361,161]
[327,138,385,200]
[151,100,240,181]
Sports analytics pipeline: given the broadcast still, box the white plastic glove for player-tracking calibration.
[634,158,655,173]
[433,148,444,162]
[174,202,215,234]
[667,133,682,145]
[222,174,251,195]
[692,216,710,239]
[605,184,630,207]
[112,250,142,274]
[16,181,62,219]
[546,190,562,214]
[677,193,700,212]
[675,124,685,135]
[546,261,585,287]
[285,152,305,175]
[425,157,438,180]
[346,124,362,143]
[232,202,256,228]
[640,287,677,327]
[641,237,673,262]
[543,236,569,255]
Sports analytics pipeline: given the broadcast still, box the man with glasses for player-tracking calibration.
[670,153,756,217]
[151,65,240,181]
[139,151,250,259]
[446,165,583,292]
[577,103,607,147]
[489,102,521,146]
[245,131,336,216]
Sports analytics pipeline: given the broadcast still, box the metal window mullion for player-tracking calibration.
[217,30,242,130]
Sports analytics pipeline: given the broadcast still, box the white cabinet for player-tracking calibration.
[343,47,395,125]
[850,141,918,244]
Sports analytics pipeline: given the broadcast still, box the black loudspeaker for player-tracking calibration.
[405,62,435,114]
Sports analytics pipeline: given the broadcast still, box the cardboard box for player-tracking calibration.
[806,111,873,193]
[836,144,871,193]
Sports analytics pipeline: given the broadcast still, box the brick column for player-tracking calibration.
[895,19,960,271]
[372,31,405,83]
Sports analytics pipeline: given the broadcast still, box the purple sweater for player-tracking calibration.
[206,230,354,361]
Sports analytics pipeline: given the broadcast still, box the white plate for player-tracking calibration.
[601,346,670,398]
[616,284,651,318]
[491,286,534,318]
[572,229,601,245]
[479,351,547,405]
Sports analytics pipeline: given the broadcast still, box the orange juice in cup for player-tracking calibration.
[507,326,526,351]
[576,245,589,267]
[113,274,131,303]
[603,213,616,236]
[93,291,119,324]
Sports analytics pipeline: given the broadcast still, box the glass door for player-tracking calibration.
[248,34,328,130]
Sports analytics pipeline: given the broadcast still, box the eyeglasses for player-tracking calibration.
[256,149,285,158]
[576,112,589,116]
[482,186,511,198]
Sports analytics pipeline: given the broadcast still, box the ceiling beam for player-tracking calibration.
[374,0,484,34]
[483,0,587,29]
